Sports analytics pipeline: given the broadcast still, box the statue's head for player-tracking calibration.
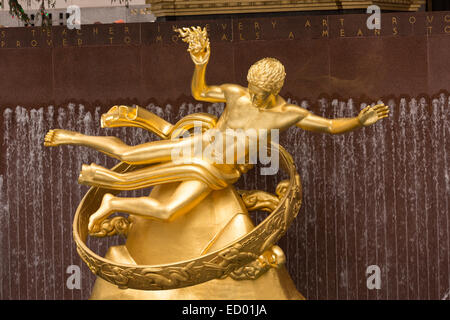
[247,58,286,108]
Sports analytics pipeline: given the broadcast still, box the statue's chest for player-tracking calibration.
[225,102,265,129]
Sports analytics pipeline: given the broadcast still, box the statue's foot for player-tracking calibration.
[44,129,78,147]
[78,163,104,185]
[88,193,114,234]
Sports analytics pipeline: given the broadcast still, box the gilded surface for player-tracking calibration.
[44,26,389,297]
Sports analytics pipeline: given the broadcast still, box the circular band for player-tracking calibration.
[73,143,302,290]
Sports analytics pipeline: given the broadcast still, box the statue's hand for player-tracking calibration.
[357,103,390,126]
[175,26,210,65]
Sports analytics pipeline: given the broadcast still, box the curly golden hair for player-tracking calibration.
[247,58,286,95]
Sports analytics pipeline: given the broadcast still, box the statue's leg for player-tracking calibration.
[44,129,131,161]
[45,129,199,165]
[88,180,211,232]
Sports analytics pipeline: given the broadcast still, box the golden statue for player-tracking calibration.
[44,26,389,300]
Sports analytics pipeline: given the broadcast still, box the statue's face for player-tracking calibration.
[248,83,272,108]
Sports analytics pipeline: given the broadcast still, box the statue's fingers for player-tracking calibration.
[376,104,389,111]
[361,105,371,113]
[373,103,384,110]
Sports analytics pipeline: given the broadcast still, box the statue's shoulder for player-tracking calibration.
[220,84,247,96]
[273,98,310,119]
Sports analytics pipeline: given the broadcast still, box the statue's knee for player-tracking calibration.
[159,204,181,222]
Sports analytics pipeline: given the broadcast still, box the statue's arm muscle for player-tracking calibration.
[287,105,362,134]
[191,62,227,103]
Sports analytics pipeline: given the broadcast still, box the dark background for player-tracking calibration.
[0,11,449,299]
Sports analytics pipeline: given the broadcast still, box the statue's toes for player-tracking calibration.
[44,130,55,146]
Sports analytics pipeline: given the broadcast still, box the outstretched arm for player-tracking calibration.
[176,26,226,103]
[293,103,389,134]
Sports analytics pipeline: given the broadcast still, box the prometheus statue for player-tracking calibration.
[44,26,389,300]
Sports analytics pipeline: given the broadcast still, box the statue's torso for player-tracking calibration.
[215,85,304,132]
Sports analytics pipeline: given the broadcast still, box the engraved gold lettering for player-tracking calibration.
[156,35,162,42]
[322,19,328,27]
[108,37,114,44]
[409,16,416,24]
[393,27,398,35]
[124,26,130,34]
[109,27,114,35]
[445,15,450,23]
[93,27,98,35]
[322,30,328,37]
[357,28,364,37]
[254,22,260,30]
[221,33,228,41]
[238,22,243,31]
[16,40,20,47]
[305,19,311,28]
[288,31,294,40]
[392,17,397,25]
[340,29,345,37]
[124,36,131,44]
[271,20,276,28]
[255,31,260,40]
[340,18,344,27]
[445,25,450,33]
[31,39,38,47]
[426,16,434,24]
